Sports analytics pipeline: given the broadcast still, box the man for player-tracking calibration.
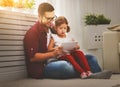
[24,2,111,79]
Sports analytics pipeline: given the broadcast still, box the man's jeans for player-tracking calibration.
[44,54,102,79]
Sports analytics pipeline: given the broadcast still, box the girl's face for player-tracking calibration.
[56,23,68,37]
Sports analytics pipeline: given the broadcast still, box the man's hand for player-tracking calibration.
[52,46,63,57]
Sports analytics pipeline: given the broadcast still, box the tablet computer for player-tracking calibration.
[61,42,77,51]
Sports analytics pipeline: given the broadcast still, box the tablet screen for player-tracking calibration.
[61,42,77,51]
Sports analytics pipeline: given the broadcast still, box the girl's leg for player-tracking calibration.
[60,55,88,78]
[60,55,85,74]
[71,50,91,72]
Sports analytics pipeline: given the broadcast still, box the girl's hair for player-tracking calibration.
[55,16,70,32]
[38,2,54,16]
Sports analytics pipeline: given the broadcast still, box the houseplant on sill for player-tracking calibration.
[83,14,111,50]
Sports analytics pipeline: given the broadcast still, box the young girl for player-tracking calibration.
[48,16,93,79]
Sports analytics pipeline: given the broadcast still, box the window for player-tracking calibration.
[0,0,48,14]
[0,0,35,8]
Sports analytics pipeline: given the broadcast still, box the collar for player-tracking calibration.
[37,21,48,35]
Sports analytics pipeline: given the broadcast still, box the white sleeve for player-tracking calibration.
[51,34,56,40]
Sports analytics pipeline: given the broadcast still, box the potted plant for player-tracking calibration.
[83,13,111,50]
[84,14,111,25]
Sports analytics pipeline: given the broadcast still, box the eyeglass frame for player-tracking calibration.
[43,15,57,21]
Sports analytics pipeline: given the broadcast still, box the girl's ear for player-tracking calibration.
[51,26,57,34]
[54,26,57,34]
[54,26,57,30]
[67,26,70,32]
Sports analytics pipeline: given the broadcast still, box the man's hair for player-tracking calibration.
[38,2,54,16]
[55,16,70,32]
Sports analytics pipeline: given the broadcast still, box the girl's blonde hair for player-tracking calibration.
[55,16,70,32]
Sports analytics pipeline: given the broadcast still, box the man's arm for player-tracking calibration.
[31,48,63,62]
[30,51,55,62]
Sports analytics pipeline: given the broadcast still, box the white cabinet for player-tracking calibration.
[84,25,109,50]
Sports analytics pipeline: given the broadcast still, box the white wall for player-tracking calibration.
[79,0,120,68]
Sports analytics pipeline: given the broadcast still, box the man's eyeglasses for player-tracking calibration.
[44,15,57,21]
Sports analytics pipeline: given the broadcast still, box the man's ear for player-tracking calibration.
[38,13,41,18]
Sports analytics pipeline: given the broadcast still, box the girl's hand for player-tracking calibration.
[74,45,79,50]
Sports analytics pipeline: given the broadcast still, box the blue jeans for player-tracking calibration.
[85,54,102,73]
[43,54,102,79]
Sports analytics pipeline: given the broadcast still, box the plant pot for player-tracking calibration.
[83,25,109,50]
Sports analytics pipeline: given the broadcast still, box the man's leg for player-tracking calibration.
[44,55,112,79]
[85,54,112,79]
[85,54,102,73]
[43,60,78,79]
